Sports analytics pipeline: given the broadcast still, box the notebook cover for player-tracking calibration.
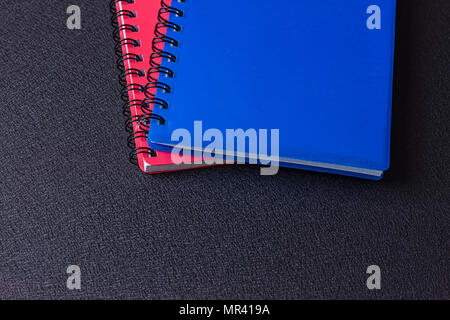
[147,0,397,179]
[113,0,208,173]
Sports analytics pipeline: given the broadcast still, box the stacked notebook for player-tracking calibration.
[111,0,397,179]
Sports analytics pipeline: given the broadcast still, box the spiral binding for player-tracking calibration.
[110,0,185,164]
[111,0,184,165]
[110,0,152,164]
[140,0,185,132]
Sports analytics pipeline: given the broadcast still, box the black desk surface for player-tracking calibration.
[0,0,448,299]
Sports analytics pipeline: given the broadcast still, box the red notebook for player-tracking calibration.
[111,0,208,173]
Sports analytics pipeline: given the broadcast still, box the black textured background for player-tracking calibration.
[0,0,448,299]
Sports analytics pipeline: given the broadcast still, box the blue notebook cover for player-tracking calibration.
[147,0,396,179]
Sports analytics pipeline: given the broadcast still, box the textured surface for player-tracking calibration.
[0,0,448,299]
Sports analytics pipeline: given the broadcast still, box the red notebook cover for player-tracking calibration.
[112,0,208,173]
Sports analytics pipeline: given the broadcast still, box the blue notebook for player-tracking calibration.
[146,0,396,179]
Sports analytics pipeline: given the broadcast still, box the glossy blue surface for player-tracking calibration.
[148,0,396,176]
